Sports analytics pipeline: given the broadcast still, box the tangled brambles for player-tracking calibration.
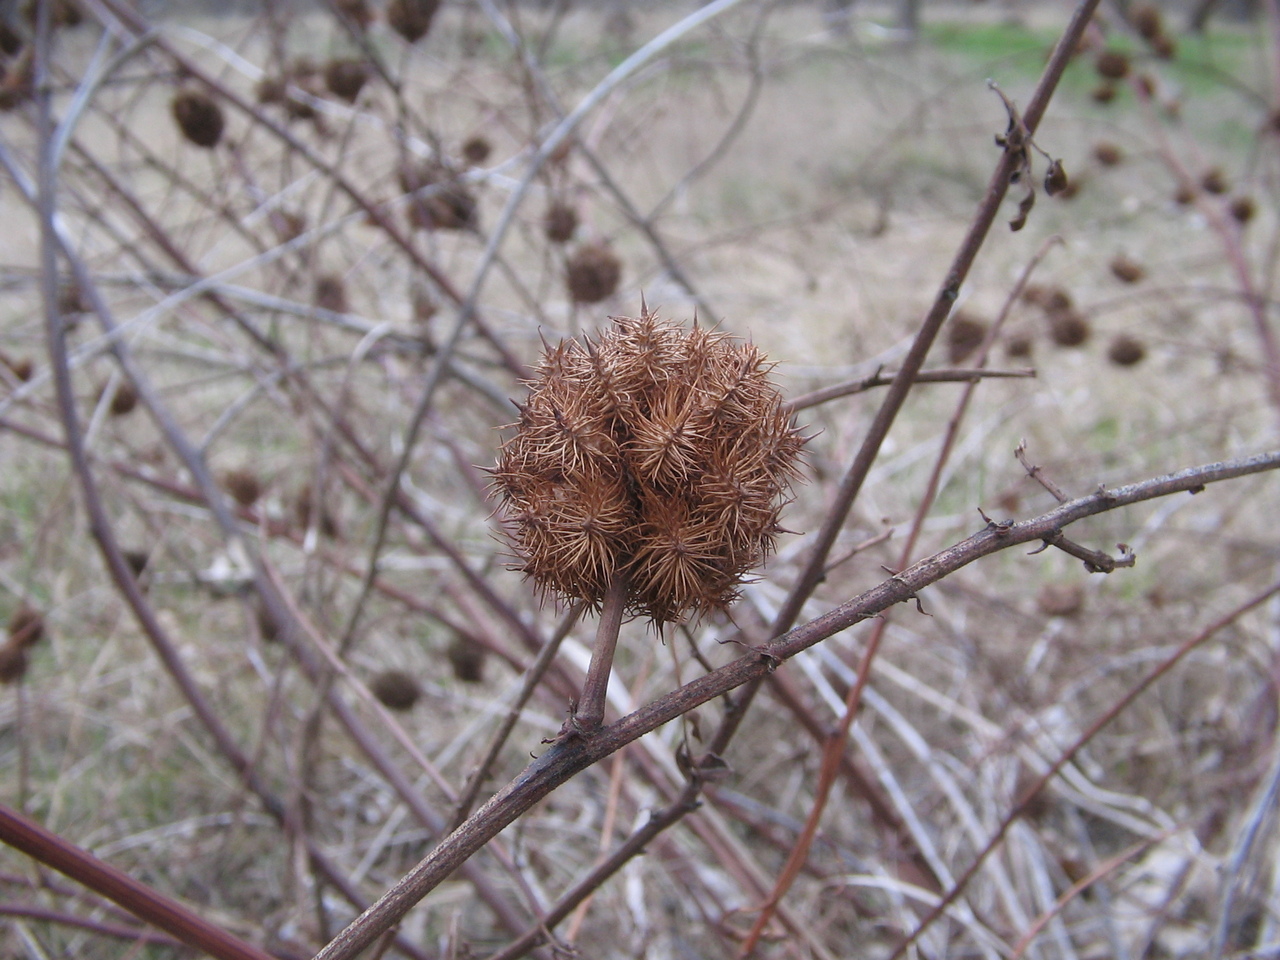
[566,242,622,304]
[493,311,805,624]
[171,90,224,149]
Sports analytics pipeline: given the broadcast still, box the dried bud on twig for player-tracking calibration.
[324,58,370,103]
[493,310,806,623]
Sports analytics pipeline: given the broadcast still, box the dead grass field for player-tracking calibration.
[2,2,1279,958]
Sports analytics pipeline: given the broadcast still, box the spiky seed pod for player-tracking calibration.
[1200,168,1229,195]
[493,311,805,624]
[946,311,988,364]
[314,274,348,313]
[447,636,486,683]
[566,243,622,304]
[462,135,491,165]
[387,0,439,43]
[108,382,138,416]
[1229,196,1256,225]
[1048,309,1090,348]
[0,642,28,684]
[1095,49,1130,81]
[1093,141,1123,166]
[1109,254,1145,284]
[324,58,369,103]
[1130,2,1162,40]
[223,468,262,508]
[171,90,224,149]
[543,202,578,244]
[1108,334,1146,367]
[8,604,44,649]
[370,669,420,710]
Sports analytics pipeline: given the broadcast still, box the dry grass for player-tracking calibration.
[2,2,1279,958]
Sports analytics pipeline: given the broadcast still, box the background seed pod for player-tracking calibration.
[946,310,988,364]
[333,0,373,30]
[544,202,578,244]
[401,161,476,231]
[462,135,491,165]
[1109,254,1145,284]
[493,311,805,623]
[223,468,262,508]
[1130,2,1162,41]
[387,0,439,43]
[1108,333,1146,367]
[8,603,44,649]
[314,274,349,313]
[324,58,369,103]
[1095,49,1130,81]
[1048,309,1090,347]
[1229,196,1256,224]
[106,381,138,416]
[1005,334,1033,359]
[565,242,622,304]
[171,89,224,148]
[1,352,33,382]
[447,636,486,683]
[1200,167,1229,195]
[1093,141,1123,166]
[0,642,28,684]
[370,669,421,710]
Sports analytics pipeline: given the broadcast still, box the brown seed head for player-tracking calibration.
[1109,254,1145,284]
[1090,82,1117,104]
[402,161,476,231]
[172,90,224,149]
[1229,196,1256,225]
[370,669,421,710]
[947,311,988,364]
[462,135,492,165]
[566,243,622,304]
[108,381,138,417]
[224,468,262,508]
[1130,2,1162,40]
[1037,583,1084,617]
[1005,334,1033,359]
[387,0,439,43]
[324,58,369,103]
[1095,49,1130,81]
[1093,141,1123,166]
[314,274,349,313]
[1108,333,1146,367]
[544,202,579,244]
[1,352,33,382]
[1048,310,1090,348]
[1200,167,1229,195]
[493,310,805,623]
[333,0,374,30]
[447,636,486,683]
[0,642,28,684]
[8,603,44,649]
[1151,33,1176,59]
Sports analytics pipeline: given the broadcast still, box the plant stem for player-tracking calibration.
[571,573,629,734]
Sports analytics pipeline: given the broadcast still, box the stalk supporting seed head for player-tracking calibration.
[493,308,806,624]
